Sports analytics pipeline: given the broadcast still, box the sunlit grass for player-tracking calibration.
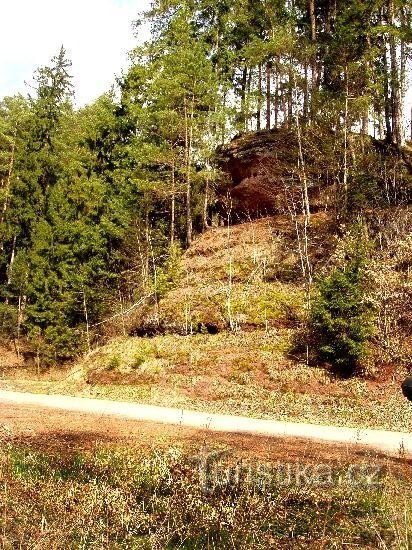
[0,441,409,549]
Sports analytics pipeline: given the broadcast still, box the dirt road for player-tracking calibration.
[0,390,411,458]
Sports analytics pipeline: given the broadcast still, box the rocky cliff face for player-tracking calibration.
[216,128,412,220]
[216,128,328,219]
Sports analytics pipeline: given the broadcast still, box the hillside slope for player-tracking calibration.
[132,212,334,335]
[4,208,412,432]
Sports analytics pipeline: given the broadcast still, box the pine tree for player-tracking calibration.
[125,2,219,246]
[311,226,375,376]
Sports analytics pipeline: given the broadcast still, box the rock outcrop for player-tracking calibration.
[216,128,328,219]
[216,128,412,220]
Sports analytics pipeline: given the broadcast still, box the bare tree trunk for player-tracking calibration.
[400,6,407,138]
[388,0,403,145]
[225,200,234,331]
[203,169,210,231]
[16,294,26,359]
[343,70,350,213]
[185,96,195,246]
[361,111,368,137]
[147,222,159,318]
[221,90,227,145]
[1,127,16,228]
[308,0,317,112]
[295,89,312,365]
[309,0,316,48]
[188,97,195,243]
[361,36,372,138]
[287,63,293,127]
[303,60,309,121]
[274,61,279,128]
[257,63,262,131]
[36,346,41,376]
[118,287,126,337]
[383,48,392,141]
[266,61,272,130]
[7,235,17,286]
[82,286,91,354]
[136,231,148,292]
[170,159,176,245]
[240,65,248,131]
[145,209,150,289]
[246,67,253,131]
[295,87,311,222]
[1,127,16,265]
[284,182,312,364]
[378,108,384,140]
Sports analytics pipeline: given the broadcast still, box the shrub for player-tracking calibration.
[347,173,382,211]
[106,354,121,371]
[153,242,183,299]
[310,226,374,376]
[0,303,18,339]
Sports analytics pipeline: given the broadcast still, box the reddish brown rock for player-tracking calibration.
[216,127,332,219]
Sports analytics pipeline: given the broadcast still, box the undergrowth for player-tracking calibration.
[0,442,409,549]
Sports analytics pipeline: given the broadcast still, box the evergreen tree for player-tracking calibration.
[310,227,375,376]
[125,2,219,246]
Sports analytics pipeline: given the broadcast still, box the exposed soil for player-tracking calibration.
[0,345,24,370]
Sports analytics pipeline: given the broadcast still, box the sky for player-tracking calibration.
[0,0,151,106]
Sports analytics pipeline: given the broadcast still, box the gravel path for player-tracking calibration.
[1,390,411,457]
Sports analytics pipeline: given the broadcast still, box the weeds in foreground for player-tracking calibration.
[0,442,409,549]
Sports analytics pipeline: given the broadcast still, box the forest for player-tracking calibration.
[0,0,411,365]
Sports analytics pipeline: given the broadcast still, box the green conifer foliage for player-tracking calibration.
[310,227,375,376]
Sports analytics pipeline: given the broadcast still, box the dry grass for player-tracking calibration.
[0,431,410,549]
[152,281,304,334]
[136,213,329,334]
[3,210,412,434]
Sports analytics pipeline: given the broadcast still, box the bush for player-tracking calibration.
[347,173,382,212]
[153,242,183,299]
[0,443,393,549]
[310,227,374,376]
[106,354,121,371]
